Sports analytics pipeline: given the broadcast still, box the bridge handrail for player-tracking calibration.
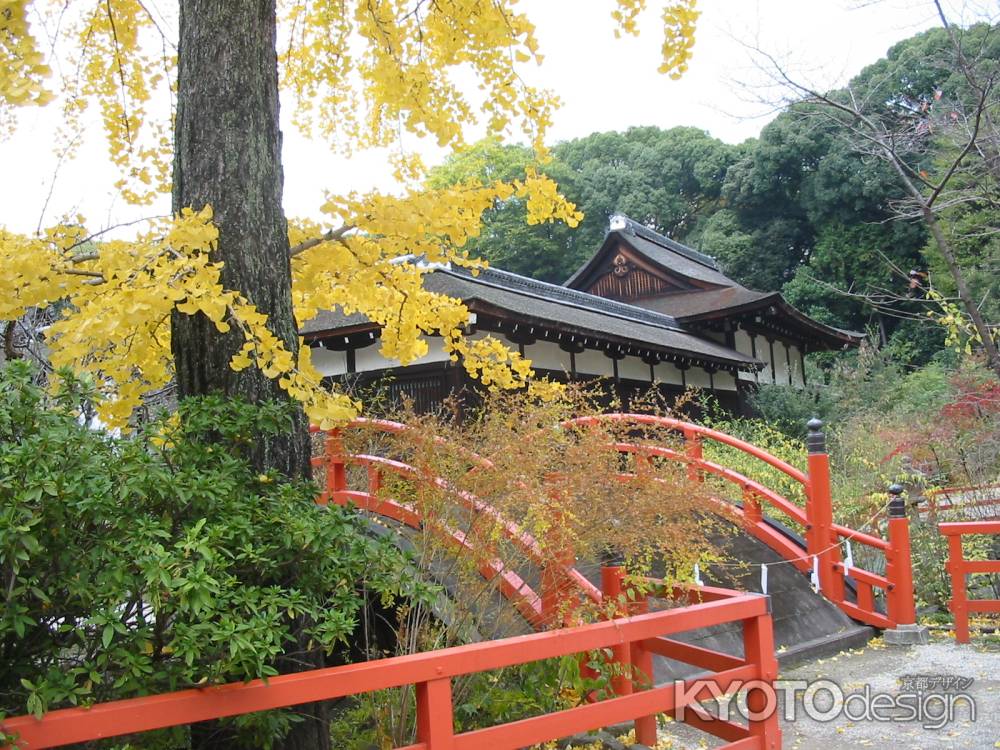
[562,414,809,487]
[311,418,496,470]
[312,414,914,633]
[312,447,603,621]
[613,441,808,527]
[830,522,890,552]
[0,587,777,750]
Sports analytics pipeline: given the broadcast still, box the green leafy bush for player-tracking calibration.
[0,361,419,745]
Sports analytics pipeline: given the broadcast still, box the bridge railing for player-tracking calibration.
[1,584,780,750]
[560,415,915,631]
[922,483,1000,520]
[939,520,1000,643]
[312,415,917,632]
[309,421,601,630]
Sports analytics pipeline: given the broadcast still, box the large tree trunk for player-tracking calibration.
[172,2,327,748]
[171,0,311,479]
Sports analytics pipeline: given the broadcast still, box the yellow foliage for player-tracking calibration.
[0,0,698,427]
[659,0,699,79]
[0,0,53,129]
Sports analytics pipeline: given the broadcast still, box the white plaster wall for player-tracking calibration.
[354,336,450,372]
[619,355,651,382]
[574,348,614,377]
[465,329,496,343]
[773,343,790,386]
[734,329,759,382]
[733,329,754,357]
[787,344,805,388]
[685,367,712,389]
[311,347,348,377]
[653,361,684,386]
[523,340,573,375]
[713,370,737,391]
[761,340,775,383]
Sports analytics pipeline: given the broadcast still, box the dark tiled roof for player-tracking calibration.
[563,215,863,347]
[636,287,776,319]
[622,231,736,287]
[301,264,761,369]
[448,265,686,331]
[564,217,734,288]
[635,288,863,345]
[300,308,370,334]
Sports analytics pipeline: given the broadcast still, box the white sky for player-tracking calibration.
[0,0,949,235]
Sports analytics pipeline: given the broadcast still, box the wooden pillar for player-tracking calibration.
[806,419,844,605]
[600,563,632,698]
[767,338,776,384]
[946,533,970,643]
[629,592,657,746]
[886,484,917,627]
[416,679,455,748]
[743,611,781,749]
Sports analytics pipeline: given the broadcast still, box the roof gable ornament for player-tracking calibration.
[612,253,630,277]
[609,213,630,232]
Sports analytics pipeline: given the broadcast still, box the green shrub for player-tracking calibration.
[0,362,420,746]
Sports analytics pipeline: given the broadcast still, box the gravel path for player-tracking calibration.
[775,633,999,750]
[617,632,1000,750]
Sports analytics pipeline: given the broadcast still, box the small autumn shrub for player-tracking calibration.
[0,361,421,747]
[324,383,723,745]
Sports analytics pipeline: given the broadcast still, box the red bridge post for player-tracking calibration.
[744,605,782,749]
[885,484,917,627]
[600,562,632,699]
[599,560,659,745]
[627,584,657,746]
[944,528,971,643]
[683,428,703,484]
[416,678,455,748]
[320,428,347,505]
[806,419,844,606]
[541,476,575,628]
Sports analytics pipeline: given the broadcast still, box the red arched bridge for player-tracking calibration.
[2,415,923,750]
[313,414,916,632]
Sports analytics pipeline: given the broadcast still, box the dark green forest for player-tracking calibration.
[429,24,1000,370]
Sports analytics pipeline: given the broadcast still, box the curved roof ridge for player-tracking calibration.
[625,219,720,271]
[445,264,689,333]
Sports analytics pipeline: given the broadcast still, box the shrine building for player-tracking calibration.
[301,214,862,413]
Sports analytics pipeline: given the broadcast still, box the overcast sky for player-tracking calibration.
[0,1,953,234]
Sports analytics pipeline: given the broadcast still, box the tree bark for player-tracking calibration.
[171,0,311,479]
[172,2,326,747]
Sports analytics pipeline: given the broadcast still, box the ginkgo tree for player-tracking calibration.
[1,0,700,477]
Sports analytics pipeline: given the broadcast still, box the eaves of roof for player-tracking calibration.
[301,265,763,371]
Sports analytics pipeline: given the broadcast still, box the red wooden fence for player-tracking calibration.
[939,521,1000,643]
[1,579,780,750]
[922,484,1000,520]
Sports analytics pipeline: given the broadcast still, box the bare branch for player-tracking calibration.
[289,224,354,258]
